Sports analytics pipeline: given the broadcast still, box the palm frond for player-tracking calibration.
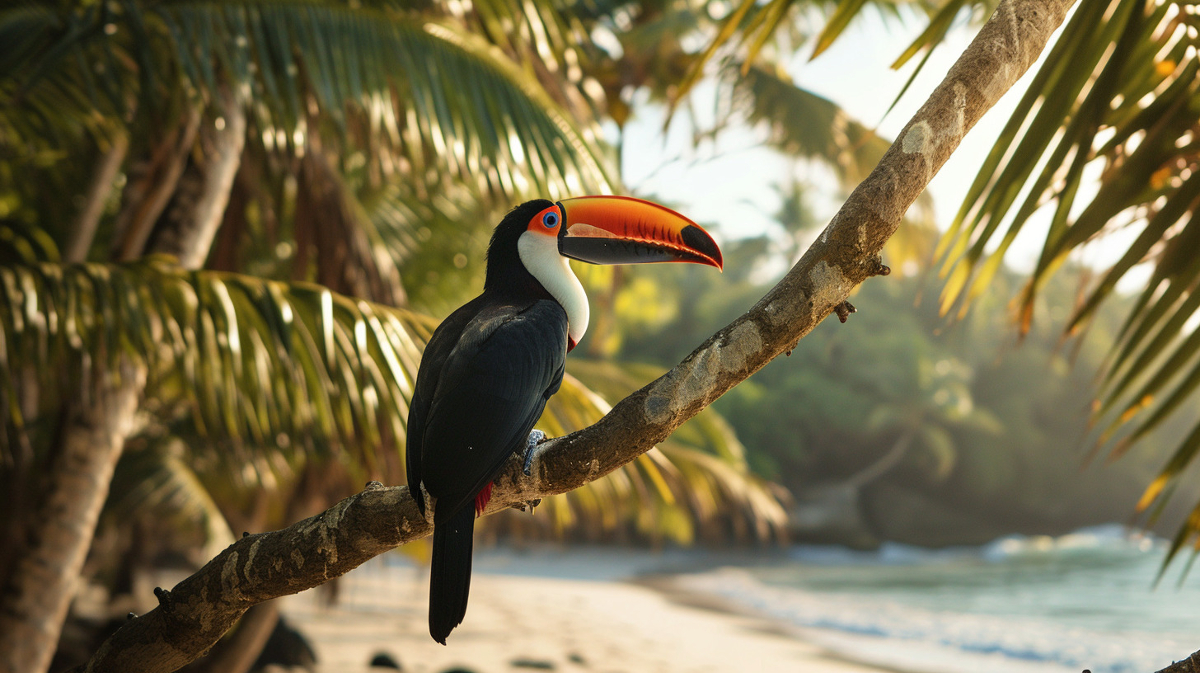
[551,358,789,543]
[0,220,60,265]
[1,1,614,206]
[730,63,892,185]
[108,435,236,554]
[160,1,613,197]
[0,258,425,471]
[1,259,783,543]
[931,0,1200,556]
[676,0,982,106]
[884,0,989,118]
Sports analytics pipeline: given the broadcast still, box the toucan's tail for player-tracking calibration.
[429,506,474,644]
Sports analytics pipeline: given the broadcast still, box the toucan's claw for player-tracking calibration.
[523,430,546,476]
[834,301,857,323]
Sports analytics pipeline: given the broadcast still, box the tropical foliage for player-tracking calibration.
[0,255,786,552]
[928,0,1200,560]
[6,0,1200,668]
[681,0,1200,560]
[686,0,1200,558]
[607,229,1200,548]
[4,0,848,564]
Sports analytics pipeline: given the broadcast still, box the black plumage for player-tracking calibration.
[405,196,721,645]
[406,201,567,644]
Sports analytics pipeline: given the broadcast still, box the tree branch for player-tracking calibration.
[1157,651,1200,673]
[0,360,147,673]
[74,0,1075,670]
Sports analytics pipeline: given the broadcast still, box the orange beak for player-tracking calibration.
[556,196,723,270]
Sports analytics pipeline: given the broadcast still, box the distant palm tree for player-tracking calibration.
[697,0,1200,559]
[4,1,868,670]
[2,11,617,669]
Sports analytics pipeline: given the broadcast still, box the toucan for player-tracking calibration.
[405,195,722,644]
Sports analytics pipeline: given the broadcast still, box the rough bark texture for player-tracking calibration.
[0,99,246,673]
[183,602,280,673]
[1158,651,1200,673]
[73,483,426,673]
[70,0,1076,670]
[0,361,147,673]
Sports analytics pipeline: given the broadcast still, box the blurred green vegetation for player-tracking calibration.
[6,0,1200,669]
[593,204,1200,547]
[0,0,1196,601]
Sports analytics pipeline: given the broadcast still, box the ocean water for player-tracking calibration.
[675,525,1199,673]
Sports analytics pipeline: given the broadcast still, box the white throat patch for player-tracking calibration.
[517,230,589,345]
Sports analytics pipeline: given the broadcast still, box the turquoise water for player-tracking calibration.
[679,525,1199,673]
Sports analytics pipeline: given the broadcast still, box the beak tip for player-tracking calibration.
[681,224,723,271]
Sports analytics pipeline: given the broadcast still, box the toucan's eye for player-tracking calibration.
[542,211,560,228]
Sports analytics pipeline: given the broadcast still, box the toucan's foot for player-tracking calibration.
[523,430,546,476]
[834,301,857,323]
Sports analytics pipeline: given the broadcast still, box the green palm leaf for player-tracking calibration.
[731,63,892,185]
[1,259,783,544]
[0,1,614,210]
[161,1,612,196]
[931,0,1200,557]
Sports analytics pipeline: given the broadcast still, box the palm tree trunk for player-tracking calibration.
[0,360,146,673]
[113,110,202,261]
[148,88,246,269]
[65,133,130,263]
[844,428,916,490]
[0,91,247,673]
[296,138,407,305]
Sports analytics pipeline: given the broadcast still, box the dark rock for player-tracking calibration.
[369,652,402,669]
[510,658,556,670]
[252,616,317,672]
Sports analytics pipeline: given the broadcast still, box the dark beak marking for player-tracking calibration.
[681,225,722,266]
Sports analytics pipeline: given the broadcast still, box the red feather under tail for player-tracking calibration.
[474,482,493,516]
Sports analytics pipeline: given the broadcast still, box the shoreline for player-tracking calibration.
[631,574,918,673]
[278,556,901,673]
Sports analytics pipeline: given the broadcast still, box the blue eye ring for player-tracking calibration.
[542,210,560,228]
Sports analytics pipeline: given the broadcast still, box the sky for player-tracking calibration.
[613,6,1134,278]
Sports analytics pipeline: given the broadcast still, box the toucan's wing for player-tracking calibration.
[406,295,488,515]
[416,298,567,523]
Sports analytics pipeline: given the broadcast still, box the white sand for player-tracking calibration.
[278,560,893,673]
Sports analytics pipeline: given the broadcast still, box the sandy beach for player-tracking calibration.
[278,557,893,673]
